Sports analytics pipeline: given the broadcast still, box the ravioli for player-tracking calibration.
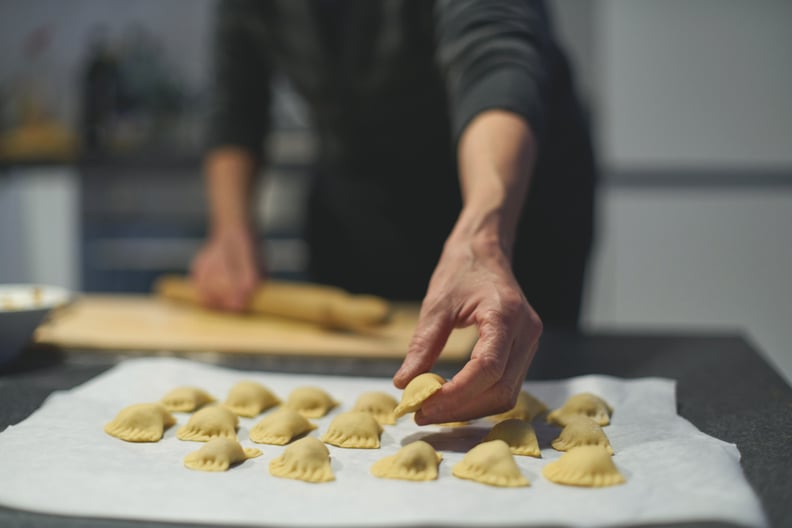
[542,445,625,487]
[160,386,215,413]
[393,373,445,418]
[269,436,334,483]
[452,440,529,487]
[552,416,614,455]
[224,380,280,417]
[183,438,261,472]
[352,391,399,425]
[370,441,442,481]
[483,419,541,457]
[177,405,239,442]
[249,408,316,445]
[321,411,382,449]
[547,393,613,427]
[284,386,338,418]
[488,390,548,423]
[104,403,176,443]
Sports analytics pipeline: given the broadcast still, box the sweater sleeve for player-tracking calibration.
[206,0,271,160]
[434,0,551,145]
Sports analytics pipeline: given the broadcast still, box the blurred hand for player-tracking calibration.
[190,226,261,312]
[393,238,542,424]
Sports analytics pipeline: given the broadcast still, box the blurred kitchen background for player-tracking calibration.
[0,1,790,382]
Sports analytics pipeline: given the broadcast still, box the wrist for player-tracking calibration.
[204,147,257,240]
[209,218,254,239]
[447,205,515,260]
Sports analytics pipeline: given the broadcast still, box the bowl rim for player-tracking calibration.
[0,284,72,313]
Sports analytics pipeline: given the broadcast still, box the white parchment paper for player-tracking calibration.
[0,358,766,527]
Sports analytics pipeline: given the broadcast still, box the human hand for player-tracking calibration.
[190,226,261,312]
[393,238,542,424]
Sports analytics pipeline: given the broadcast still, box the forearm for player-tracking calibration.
[204,147,258,235]
[448,109,537,259]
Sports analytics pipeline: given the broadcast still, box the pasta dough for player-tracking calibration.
[352,391,399,425]
[321,411,382,449]
[552,416,614,455]
[269,437,334,483]
[183,438,261,472]
[370,441,442,481]
[177,405,238,442]
[160,386,215,413]
[542,445,625,487]
[488,390,548,423]
[104,403,176,443]
[483,419,541,457]
[224,380,280,417]
[284,386,338,418]
[547,393,613,427]
[393,373,445,418]
[452,440,529,487]
[249,409,316,445]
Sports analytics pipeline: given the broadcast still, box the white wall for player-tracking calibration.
[583,187,792,383]
[601,0,792,169]
[0,168,80,290]
[552,1,792,383]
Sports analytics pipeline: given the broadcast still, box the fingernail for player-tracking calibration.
[394,363,411,381]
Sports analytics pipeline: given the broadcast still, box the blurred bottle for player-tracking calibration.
[81,28,120,154]
[0,25,77,162]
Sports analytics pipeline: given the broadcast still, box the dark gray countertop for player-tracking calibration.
[1,332,790,528]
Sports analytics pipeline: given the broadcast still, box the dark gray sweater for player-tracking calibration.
[208,0,595,325]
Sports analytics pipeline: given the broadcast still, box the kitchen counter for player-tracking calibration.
[1,332,790,528]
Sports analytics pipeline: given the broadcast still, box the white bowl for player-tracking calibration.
[0,284,71,367]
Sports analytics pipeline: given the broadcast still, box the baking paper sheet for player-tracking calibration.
[0,358,766,527]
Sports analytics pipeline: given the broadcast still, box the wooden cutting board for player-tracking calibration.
[34,295,477,361]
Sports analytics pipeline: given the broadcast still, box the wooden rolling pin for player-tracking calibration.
[154,275,391,331]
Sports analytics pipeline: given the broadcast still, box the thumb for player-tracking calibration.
[394,307,454,388]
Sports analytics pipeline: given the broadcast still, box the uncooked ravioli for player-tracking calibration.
[551,416,614,455]
[452,440,529,487]
[483,419,541,457]
[488,390,548,422]
[269,437,334,483]
[321,411,382,449]
[223,380,280,417]
[184,438,261,472]
[352,391,399,425]
[371,441,442,481]
[393,373,445,418]
[547,393,613,427]
[160,386,215,413]
[104,403,176,443]
[284,386,338,418]
[542,445,625,487]
[249,408,316,445]
[177,405,238,442]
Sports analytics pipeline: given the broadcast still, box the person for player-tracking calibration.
[191,0,596,425]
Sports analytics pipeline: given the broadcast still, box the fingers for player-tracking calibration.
[190,234,260,312]
[414,304,542,424]
[416,336,538,425]
[393,305,455,389]
[422,311,511,404]
[225,242,258,311]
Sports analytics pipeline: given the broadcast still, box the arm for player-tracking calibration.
[192,147,259,311]
[191,0,270,311]
[393,0,550,423]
